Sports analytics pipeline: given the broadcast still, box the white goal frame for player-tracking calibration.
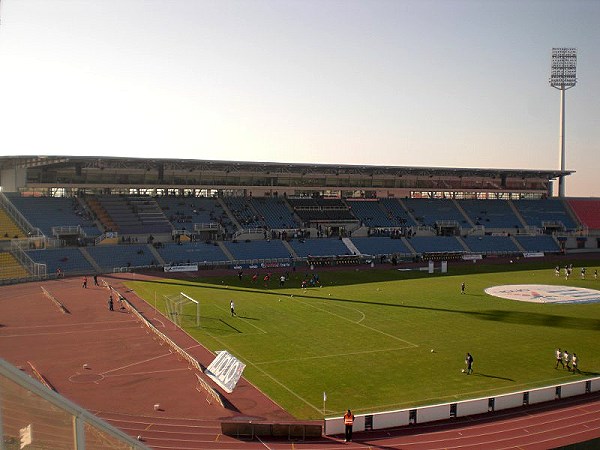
[180,292,200,327]
[164,292,200,328]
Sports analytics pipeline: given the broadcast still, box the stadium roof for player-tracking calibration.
[0,155,573,179]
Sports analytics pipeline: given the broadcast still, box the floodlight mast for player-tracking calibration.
[549,48,577,198]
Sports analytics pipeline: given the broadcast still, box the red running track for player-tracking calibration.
[0,274,598,449]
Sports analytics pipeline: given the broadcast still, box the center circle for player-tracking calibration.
[484,284,600,304]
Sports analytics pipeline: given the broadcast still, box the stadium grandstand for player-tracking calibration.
[1,155,600,449]
[0,155,598,281]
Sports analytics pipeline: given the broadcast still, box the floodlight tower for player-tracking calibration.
[549,48,577,198]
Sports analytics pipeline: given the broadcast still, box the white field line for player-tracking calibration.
[202,329,324,415]
[296,298,419,348]
[255,346,414,365]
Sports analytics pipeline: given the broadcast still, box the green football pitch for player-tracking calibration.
[125,259,600,420]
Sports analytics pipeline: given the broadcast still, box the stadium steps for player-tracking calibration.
[0,251,30,280]
[79,247,102,273]
[510,235,526,252]
[507,200,528,228]
[281,239,298,259]
[216,241,235,262]
[84,196,118,232]
[452,199,476,228]
[342,237,361,255]
[217,198,242,233]
[456,236,471,252]
[147,244,165,266]
[400,237,417,256]
[561,198,582,228]
[0,206,26,240]
[397,198,419,225]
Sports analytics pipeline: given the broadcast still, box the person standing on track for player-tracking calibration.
[108,294,114,311]
[343,409,354,442]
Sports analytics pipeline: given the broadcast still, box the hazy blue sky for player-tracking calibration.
[0,0,598,196]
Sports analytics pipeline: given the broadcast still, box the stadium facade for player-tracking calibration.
[0,155,570,199]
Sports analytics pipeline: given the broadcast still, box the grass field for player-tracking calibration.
[125,259,600,420]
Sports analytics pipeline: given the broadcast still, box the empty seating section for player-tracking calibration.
[0,207,25,240]
[350,237,411,256]
[6,194,100,237]
[459,199,522,229]
[379,198,417,226]
[26,248,95,275]
[157,242,229,265]
[223,197,264,229]
[462,236,519,254]
[288,198,355,223]
[567,199,600,230]
[515,235,560,253]
[3,196,588,276]
[288,238,351,257]
[223,240,290,260]
[85,244,156,271]
[95,196,171,235]
[512,199,578,230]
[250,197,299,229]
[128,197,172,234]
[157,197,233,234]
[346,200,396,227]
[408,236,465,253]
[402,199,468,228]
[0,252,29,280]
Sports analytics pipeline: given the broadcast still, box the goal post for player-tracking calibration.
[163,292,200,328]
[179,292,200,327]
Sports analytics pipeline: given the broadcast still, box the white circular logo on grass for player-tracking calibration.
[485,285,600,304]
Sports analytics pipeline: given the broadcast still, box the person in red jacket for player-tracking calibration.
[343,409,354,442]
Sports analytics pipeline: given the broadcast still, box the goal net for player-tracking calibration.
[164,292,200,329]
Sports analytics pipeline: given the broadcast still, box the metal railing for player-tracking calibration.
[52,225,84,237]
[0,358,149,449]
[0,192,38,236]
[9,241,47,278]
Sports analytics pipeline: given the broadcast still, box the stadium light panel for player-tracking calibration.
[550,48,577,90]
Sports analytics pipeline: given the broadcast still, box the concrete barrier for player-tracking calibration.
[323,376,600,436]
[373,409,410,429]
[493,392,524,411]
[560,380,587,398]
[528,386,556,404]
[456,398,488,417]
[417,404,451,423]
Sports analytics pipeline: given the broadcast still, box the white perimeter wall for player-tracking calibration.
[324,376,600,436]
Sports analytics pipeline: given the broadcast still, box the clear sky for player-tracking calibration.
[0,0,598,196]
